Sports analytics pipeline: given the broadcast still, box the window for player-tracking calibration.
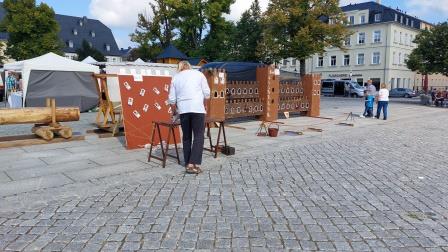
[400,16,403,23]
[105,44,111,52]
[357,78,364,85]
[393,52,397,65]
[398,52,402,64]
[318,56,324,67]
[282,59,287,65]
[360,15,366,24]
[394,30,398,43]
[330,56,337,66]
[349,16,354,25]
[91,31,96,38]
[67,40,73,48]
[88,42,93,48]
[344,36,351,46]
[411,20,414,27]
[73,29,78,35]
[357,53,365,65]
[399,32,403,44]
[404,54,409,63]
[391,78,395,89]
[292,59,297,65]
[358,32,366,44]
[78,20,83,26]
[406,18,409,26]
[405,34,408,45]
[343,55,350,66]
[395,13,398,22]
[372,52,380,64]
[374,13,381,22]
[373,30,381,43]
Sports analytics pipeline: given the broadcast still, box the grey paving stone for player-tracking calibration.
[6,160,99,181]
[64,161,148,181]
[0,174,73,196]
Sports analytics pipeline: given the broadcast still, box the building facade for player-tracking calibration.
[279,1,448,90]
[0,3,122,63]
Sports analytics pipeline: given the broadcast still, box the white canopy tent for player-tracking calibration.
[4,53,100,110]
[134,58,145,64]
[81,56,98,64]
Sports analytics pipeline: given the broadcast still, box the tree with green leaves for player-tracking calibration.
[233,0,262,62]
[169,0,235,58]
[76,40,105,62]
[1,0,62,60]
[407,22,448,92]
[130,0,176,49]
[258,0,350,75]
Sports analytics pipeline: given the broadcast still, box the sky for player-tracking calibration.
[36,0,448,49]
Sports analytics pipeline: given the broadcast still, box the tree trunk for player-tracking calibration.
[300,59,306,77]
[0,107,80,125]
[424,74,429,94]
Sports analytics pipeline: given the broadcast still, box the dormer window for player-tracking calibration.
[90,31,95,38]
[78,19,83,27]
[73,29,78,35]
[105,44,111,52]
[374,13,381,22]
[88,42,93,48]
[67,40,74,48]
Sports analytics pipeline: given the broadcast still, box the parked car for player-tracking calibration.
[389,88,417,98]
[321,79,364,97]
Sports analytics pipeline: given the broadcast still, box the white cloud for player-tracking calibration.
[89,0,150,28]
[225,0,269,21]
[404,0,448,22]
[339,0,366,6]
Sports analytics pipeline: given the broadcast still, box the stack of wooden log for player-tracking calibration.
[0,98,80,140]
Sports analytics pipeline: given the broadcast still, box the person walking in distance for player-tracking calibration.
[169,61,210,174]
[364,79,377,118]
[376,83,389,120]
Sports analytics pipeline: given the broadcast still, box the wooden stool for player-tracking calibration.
[147,121,180,168]
[204,119,227,158]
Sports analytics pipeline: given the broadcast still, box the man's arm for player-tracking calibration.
[168,81,177,114]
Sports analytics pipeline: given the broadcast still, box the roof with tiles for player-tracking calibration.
[0,2,121,56]
[341,1,426,29]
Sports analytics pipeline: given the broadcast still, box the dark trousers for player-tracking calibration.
[180,113,205,165]
[376,101,389,119]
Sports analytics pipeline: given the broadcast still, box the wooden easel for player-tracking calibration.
[93,74,123,136]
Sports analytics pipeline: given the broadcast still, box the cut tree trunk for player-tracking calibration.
[0,107,80,125]
[32,127,54,141]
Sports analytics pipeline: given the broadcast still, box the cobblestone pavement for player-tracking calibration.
[1,98,448,251]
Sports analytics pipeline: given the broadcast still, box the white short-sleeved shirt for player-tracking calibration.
[378,88,389,101]
[168,69,210,114]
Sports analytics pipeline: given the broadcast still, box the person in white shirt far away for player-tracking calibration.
[376,83,389,120]
[168,61,210,174]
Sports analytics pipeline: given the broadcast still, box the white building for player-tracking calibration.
[279,1,448,90]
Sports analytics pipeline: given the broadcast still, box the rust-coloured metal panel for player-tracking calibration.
[257,65,279,121]
[302,74,321,117]
[202,68,226,121]
[118,75,180,149]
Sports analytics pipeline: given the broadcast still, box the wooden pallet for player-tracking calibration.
[0,133,85,149]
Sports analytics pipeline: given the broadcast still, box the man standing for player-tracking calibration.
[366,79,376,96]
[364,80,377,118]
[5,72,16,93]
[169,61,210,174]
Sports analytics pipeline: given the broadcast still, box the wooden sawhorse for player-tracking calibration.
[204,119,228,158]
[147,121,180,168]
